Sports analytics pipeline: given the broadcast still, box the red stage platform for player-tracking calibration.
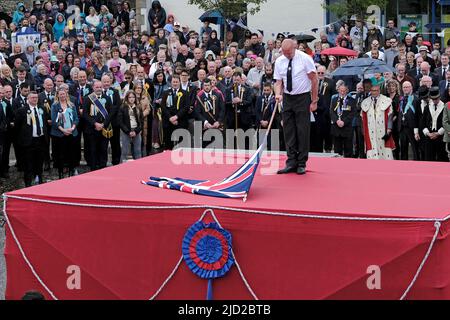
[3,151,450,300]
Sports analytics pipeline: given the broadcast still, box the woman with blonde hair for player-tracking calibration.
[386,79,401,159]
[51,87,79,179]
[0,64,14,86]
[118,90,144,161]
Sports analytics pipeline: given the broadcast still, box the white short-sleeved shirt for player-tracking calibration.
[274,50,316,95]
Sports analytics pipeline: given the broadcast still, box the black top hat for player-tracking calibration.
[429,86,440,99]
[418,85,430,99]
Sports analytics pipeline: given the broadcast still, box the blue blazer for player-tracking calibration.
[50,102,79,138]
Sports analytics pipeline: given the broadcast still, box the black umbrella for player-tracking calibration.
[294,34,316,42]
[199,9,225,25]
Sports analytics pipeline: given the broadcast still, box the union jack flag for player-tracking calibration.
[142,140,267,201]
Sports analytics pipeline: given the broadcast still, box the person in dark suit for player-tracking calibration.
[82,80,116,171]
[0,85,14,178]
[11,66,35,98]
[255,82,283,150]
[217,66,234,95]
[38,78,55,171]
[69,70,93,167]
[420,87,448,161]
[12,82,31,171]
[160,75,189,150]
[14,91,49,187]
[225,72,254,132]
[101,74,121,166]
[354,79,372,158]
[416,85,430,161]
[314,65,334,153]
[330,84,356,158]
[397,81,420,160]
[194,78,225,148]
[434,53,450,84]
[416,62,439,87]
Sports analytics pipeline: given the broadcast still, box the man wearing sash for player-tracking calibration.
[194,78,225,148]
[330,83,356,158]
[14,91,49,187]
[160,75,189,150]
[82,80,115,171]
[102,74,122,166]
[397,81,420,160]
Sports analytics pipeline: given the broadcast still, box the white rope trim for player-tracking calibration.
[4,194,450,223]
[206,209,259,300]
[400,221,441,300]
[148,255,183,300]
[2,195,59,300]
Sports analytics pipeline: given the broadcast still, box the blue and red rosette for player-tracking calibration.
[182,221,234,299]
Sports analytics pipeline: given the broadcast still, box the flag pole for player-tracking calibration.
[243,102,280,202]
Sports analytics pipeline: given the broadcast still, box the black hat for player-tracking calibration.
[418,86,430,99]
[429,86,440,99]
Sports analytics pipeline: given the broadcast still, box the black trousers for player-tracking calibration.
[333,135,353,158]
[23,136,46,187]
[110,126,121,165]
[282,93,311,168]
[399,127,419,160]
[0,131,12,174]
[86,132,109,170]
[0,132,4,174]
[353,125,365,158]
[424,137,448,162]
[53,135,77,172]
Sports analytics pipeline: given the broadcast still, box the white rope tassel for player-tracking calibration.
[2,194,59,300]
[400,221,442,300]
[148,255,183,300]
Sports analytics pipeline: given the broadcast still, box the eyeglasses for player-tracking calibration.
[125,77,131,80]
[372,43,379,46]
[317,72,325,74]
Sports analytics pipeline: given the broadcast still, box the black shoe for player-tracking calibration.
[297,167,306,175]
[277,166,297,174]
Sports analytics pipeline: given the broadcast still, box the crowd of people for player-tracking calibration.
[0,0,449,187]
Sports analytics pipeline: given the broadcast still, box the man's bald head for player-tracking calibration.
[281,39,297,59]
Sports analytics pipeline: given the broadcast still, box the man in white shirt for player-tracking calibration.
[246,57,265,94]
[274,39,318,175]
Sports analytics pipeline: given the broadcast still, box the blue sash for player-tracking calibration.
[89,94,109,119]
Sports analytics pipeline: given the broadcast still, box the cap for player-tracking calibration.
[159,44,168,49]
[16,65,27,72]
[418,86,430,99]
[429,86,440,99]
[419,45,429,52]
[77,32,84,37]
[174,21,181,27]
[408,21,417,27]
[35,0,42,4]
[50,55,58,62]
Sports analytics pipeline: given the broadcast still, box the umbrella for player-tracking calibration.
[321,47,358,57]
[294,34,316,42]
[199,9,225,25]
[332,58,394,77]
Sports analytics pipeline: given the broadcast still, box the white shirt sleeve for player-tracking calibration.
[302,53,316,75]
[273,58,283,81]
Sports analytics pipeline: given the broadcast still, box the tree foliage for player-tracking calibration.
[188,0,267,19]
[323,0,388,21]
